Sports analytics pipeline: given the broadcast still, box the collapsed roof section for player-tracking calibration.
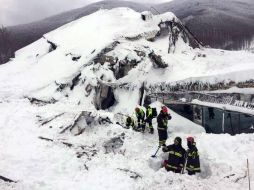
[0,8,253,116]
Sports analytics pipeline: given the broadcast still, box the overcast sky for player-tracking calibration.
[0,0,172,26]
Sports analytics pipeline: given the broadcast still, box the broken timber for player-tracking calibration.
[0,175,17,183]
[38,136,97,160]
[39,113,65,126]
[117,168,142,179]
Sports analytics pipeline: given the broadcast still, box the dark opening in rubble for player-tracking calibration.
[115,59,138,79]
[95,83,116,110]
[141,14,146,21]
[101,86,115,110]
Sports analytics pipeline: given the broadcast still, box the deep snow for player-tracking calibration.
[0,100,253,190]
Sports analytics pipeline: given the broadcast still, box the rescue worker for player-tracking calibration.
[146,106,154,134]
[186,137,201,175]
[162,137,186,173]
[125,116,135,129]
[135,107,145,132]
[157,106,171,146]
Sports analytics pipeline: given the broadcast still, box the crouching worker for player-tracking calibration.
[186,137,201,175]
[125,116,135,129]
[162,137,186,173]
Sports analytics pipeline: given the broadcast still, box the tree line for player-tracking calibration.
[0,25,13,64]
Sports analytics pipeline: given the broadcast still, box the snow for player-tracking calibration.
[0,100,253,190]
[14,38,50,61]
[0,7,254,190]
[112,88,140,115]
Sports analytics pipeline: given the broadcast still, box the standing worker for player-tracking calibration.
[146,106,154,134]
[162,137,186,173]
[135,107,145,132]
[157,106,171,146]
[185,137,201,175]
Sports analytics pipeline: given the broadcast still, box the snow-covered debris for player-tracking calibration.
[0,7,254,190]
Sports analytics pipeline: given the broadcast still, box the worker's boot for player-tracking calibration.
[149,127,154,134]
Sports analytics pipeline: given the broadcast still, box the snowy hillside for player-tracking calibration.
[0,8,254,190]
[7,0,254,58]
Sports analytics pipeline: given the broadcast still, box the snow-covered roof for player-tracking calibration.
[0,8,253,99]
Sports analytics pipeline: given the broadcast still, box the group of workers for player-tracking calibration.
[126,106,155,134]
[125,105,201,175]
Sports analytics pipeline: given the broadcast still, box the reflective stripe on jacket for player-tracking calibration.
[157,111,171,130]
[146,108,153,118]
[186,146,201,172]
[163,144,186,170]
[136,109,145,119]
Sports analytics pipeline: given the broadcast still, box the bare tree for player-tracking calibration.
[0,25,13,64]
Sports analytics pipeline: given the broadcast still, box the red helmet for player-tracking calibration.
[135,107,140,112]
[162,106,168,114]
[187,136,194,143]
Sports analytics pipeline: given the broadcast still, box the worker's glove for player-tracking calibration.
[163,160,168,167]
[162,146,168,152]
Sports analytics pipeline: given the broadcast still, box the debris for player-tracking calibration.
[59,112,85,134]
[117,168,142,179]
[235,173,247,183]
[148,51,168,68]
[224,174,236,178]
[26,97,57,106]
[38,136,97,159]
[70,73,82,90]
[103,133,125,154]
[39,113,65,126]
[0,175,17,183]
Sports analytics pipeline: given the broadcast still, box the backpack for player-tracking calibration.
[152,108,158,118]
